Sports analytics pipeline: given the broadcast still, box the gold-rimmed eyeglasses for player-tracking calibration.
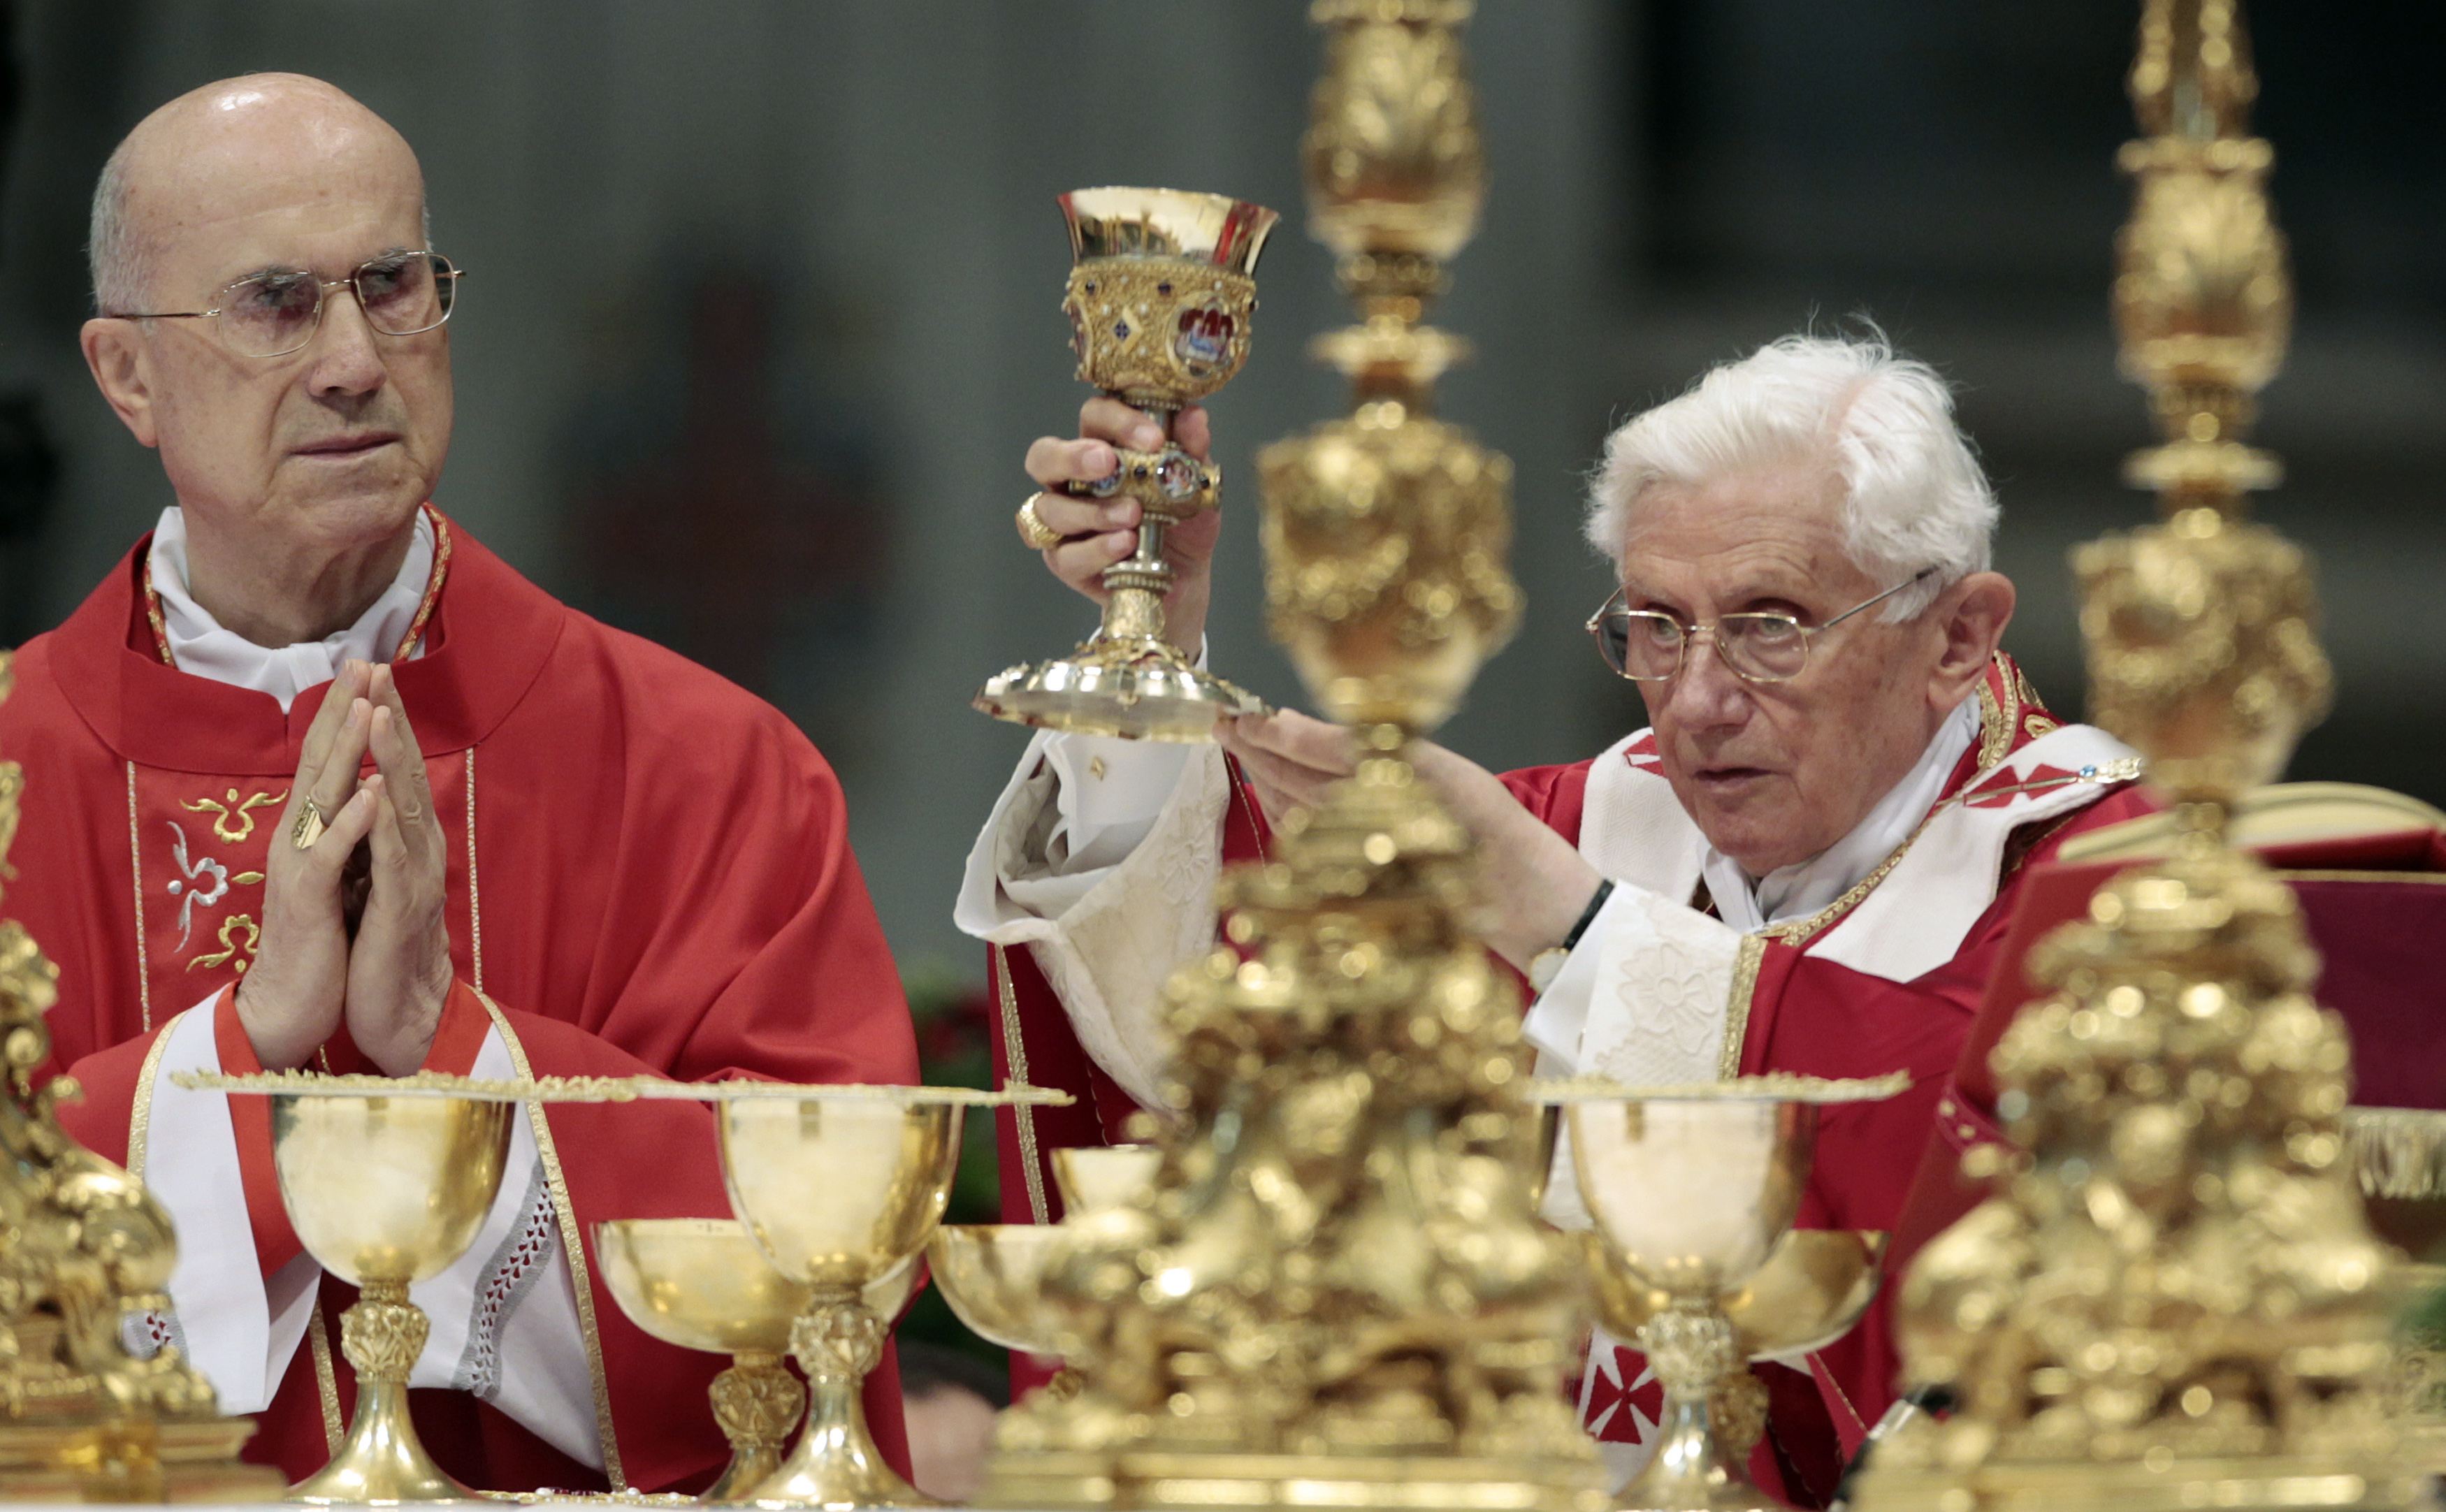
[1587,566,1941,683]
[108,250,463,358]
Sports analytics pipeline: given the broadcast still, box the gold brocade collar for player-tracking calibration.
[140,504,454,670]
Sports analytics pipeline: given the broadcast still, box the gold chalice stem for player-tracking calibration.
[702,1349,805,1504]
[291,1279,475,1503]
[1621,1300,1763,1512]
[1097,403,1180,649]
[753,1288,933,1507]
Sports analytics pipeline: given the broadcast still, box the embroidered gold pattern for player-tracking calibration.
[992,945,1052,1226]
[187,913,260,973]
[1974,654,2019,773]
[126,1007,189,1177]
[126,763,153,1031]
[465,748,484,993]
[142,504,454,667]
[307,1305,343,1455]
[1718,935,1770,1081]
[182,787,287,845]
[477,995,628,1490]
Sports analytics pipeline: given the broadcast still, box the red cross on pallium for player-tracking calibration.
[1585,1344,1665,1443]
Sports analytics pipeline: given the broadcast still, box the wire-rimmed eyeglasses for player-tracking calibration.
[1586,566,1941,683]
[107,250,463,358]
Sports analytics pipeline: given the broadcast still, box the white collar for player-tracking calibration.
[147,507,435,713]
[1702,694,1981,933]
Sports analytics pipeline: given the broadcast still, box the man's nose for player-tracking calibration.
[1665,634,1751,728]
[305,286,388,398]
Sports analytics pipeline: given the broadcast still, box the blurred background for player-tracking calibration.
[1,0,2440,1400]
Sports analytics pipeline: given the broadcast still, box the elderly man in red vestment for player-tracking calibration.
[3,74,918,1493]
[957,334,2155,1506]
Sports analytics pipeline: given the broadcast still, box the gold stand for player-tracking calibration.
[1852,4,2422,1510]
[980,6,1596,1511]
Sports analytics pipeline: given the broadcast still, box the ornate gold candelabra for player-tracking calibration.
[978,6,1595,1510]
[974,187,1280,741]
[1853,4,2422,1509]
[0,655,280,1503]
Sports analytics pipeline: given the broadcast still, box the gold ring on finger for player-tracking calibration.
[1015,493,1066,552]
[291,798,328,851]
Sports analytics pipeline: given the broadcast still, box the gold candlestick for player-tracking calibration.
[975,187,1280,742]
[1851,4,2423,1510]
[977,7,1595,1511]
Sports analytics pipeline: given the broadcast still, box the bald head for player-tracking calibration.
[89,73,426,313]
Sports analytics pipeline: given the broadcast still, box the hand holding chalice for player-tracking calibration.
[976,187,1279,742]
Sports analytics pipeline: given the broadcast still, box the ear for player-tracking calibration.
[1927,570,2015,711]
[80,319,161,449]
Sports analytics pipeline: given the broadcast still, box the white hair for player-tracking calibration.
[88,140,433,314]
[1583,332,1997,620]
[88,139,152,314]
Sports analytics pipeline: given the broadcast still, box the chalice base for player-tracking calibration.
[1849,1451,2422,1512]
[702,1444,786,1505]
[1615,1416,1776,1512]
[975,635,1268,742]
[985,1448,1606,1512]
[0,1417,283,1503]
[289,1381,480,1504]
[747,1409,933,1509]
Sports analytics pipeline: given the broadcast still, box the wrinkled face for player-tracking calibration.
[94,91,450,557]
[1619,462,1952,875]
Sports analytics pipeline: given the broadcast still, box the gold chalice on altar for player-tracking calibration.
[272,1089,514,1504]
[1543,1077,1902,1512]
[597,1221,922,1504]
[927,1226,1067,1362]
[1049,1144,1159,1214]
[975,187,1280,741]
[718,1092,964,1507]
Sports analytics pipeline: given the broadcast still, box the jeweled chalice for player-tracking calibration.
[1543,1077,1903,1512]
[598,1221,923,1504]
[269,1088,515,1503]
[975,187,1279,741]
[716,1090,968,1507]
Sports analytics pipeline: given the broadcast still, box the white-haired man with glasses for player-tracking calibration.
[3,74,921,1493]
[958,334,2151,1500]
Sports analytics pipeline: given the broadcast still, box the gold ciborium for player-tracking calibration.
[270,1087,514,1504]
[974,187,1280,742]
[716,1091,965,1508]
[598,1221,920,1504]
[1544,1077,1903,1512]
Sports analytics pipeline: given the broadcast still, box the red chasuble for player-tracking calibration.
[987,657,2153,1509]
[1,516,919,1494]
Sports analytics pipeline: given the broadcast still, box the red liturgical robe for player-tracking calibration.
[971,655,2152,1509]
[2,517,919,1494]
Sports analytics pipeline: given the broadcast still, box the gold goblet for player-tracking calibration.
[975,187,1280,742]
[1048,1144,1158,1214]
[598,1220,916,1504]
[925,1226,1067,1361]
[1547,1080,1900,1512]
[718,1093,964,1508]
[270,1090,514,1504]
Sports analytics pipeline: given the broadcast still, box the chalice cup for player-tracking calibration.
[1565,1093,1817,1512]
[598,1220,913,1504]
[926,1224,1068,1362]
[718,1093,964,1508]
[1048,1144,1159,1215]
[270,1091,514,1504]
[975,187,1280,742]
